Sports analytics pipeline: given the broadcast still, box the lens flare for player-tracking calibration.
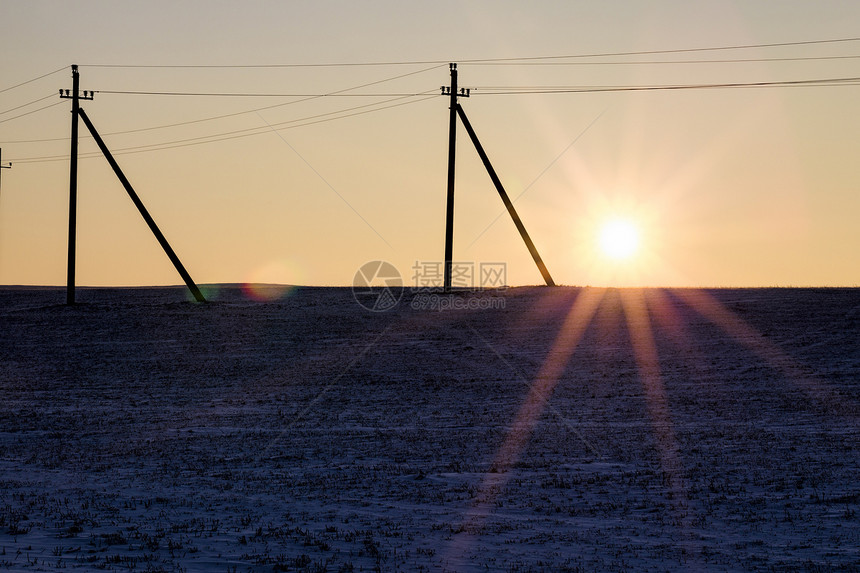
[242,260,303,301]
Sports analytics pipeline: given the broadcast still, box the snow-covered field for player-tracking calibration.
[0,285,857,572]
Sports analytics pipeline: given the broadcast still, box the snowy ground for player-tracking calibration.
[0,285,857,572]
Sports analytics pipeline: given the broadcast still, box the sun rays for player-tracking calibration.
[448,284,842,564]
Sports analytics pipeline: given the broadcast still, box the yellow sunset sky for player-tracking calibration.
[1,1,859,287]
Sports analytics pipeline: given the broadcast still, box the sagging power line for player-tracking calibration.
[0,93,59,116]
[2,64,445,150]
[76,35,860,69]
[4,33,860,162]
[6,70,860,162]
[9,94,437,164]
[96,90,434,97]
[0,66,68,95]
[3,34,860,97]
[471,76,860,95]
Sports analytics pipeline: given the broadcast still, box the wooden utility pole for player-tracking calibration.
[441,64,554,288]
[441,63,469,291]
[60,65,93,305]
[59,65,205,303]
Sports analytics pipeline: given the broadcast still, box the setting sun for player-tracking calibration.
[598,219,640,260]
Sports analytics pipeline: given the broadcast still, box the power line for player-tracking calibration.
[5,61,859,159]
[463,36,860,63]
[102,94,435,153]
[0,100,66,125]
[471,76,860,95]
[7,95,437,164]
[477,54,860,66]
[2,63,444,145]
[0,93,58,116]
[0,65,68,95]
[4,73,858,148]
[256,111,394,251]
[78,36,860,69]
[96,90,434,97]
[94,62,446,98]
[84,61,447,69]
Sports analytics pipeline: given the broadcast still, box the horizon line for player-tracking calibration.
[1,283,858,290]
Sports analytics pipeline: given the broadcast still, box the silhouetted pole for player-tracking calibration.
[456,105,555,286]
[67,67,79,305]
[443,64,458,291]
[60,66,84,304]
[441,64,472,291]
[59,65,94,304]
[67,68,79,305]
[77,108,206,303]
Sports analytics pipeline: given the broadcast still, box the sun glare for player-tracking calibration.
[599,219,640,260]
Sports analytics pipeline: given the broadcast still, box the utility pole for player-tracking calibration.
[59,65,93,305]
[440,65,554,288]
[58,65,205,303]
[441,63,470,291]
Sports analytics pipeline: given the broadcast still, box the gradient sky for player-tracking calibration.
[2,1,859,287]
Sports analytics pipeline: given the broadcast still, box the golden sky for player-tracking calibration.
[2,1,859,287]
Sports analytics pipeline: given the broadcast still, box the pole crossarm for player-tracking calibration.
[59,89,94,101]
[455,105,555,286]
[77,107,206,303]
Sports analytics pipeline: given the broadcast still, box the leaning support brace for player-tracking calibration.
[456,105,555,287]
[77,108,206,302]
